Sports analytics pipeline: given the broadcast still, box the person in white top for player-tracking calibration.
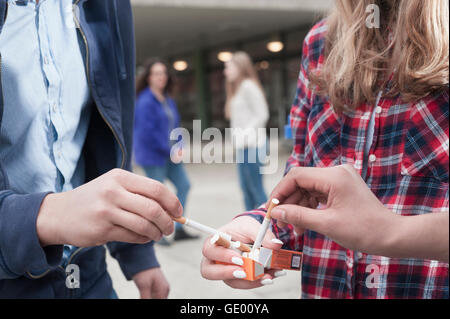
[224,52,269,210]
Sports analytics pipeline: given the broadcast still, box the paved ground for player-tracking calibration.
[106,140,302,299]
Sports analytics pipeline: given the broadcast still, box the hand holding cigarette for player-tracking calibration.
[200,216,284,290]
[175,208,290,287]
[37,169,183,247]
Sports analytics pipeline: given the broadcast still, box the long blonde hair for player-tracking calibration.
[311,0,449,111]
[224,52,264,120]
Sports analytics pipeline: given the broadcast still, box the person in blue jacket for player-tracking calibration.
[134,59,197,246]
[0,0,182,298]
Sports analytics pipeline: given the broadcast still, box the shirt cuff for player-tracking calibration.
[109,242,160,280]
[0,192,63,278]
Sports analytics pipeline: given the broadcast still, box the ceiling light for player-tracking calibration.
[217,51,233,62]
[267,41,284,53]
[173,60,188,72]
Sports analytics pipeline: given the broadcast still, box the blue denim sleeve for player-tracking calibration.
[107,241,160,280]
[0,191,63,279]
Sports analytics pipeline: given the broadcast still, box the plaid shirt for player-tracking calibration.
[242,21,449,299]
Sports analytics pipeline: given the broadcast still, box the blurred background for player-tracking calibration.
[107,0,332,299]
[133,0,331,132]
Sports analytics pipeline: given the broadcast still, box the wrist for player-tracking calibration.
[374,208,404,257]
[36,193,64,247]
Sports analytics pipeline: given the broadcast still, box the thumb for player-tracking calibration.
[271,204,327,234]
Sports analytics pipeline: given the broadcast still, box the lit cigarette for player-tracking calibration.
[251,198,280,253]
[173,216,232,241]
[210,234,251,253]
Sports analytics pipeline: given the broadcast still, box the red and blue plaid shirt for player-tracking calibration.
[242,21,449,299]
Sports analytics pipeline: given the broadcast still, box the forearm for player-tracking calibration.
[383,212,449,262]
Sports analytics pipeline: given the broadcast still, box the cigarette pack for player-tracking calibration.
[217,247,303,281]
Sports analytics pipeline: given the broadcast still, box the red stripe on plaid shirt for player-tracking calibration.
[239,20,449,299]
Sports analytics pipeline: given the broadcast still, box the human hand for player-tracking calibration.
[268,164,399,255]
[200,216,285,289]
[36,169,183,247]
[133,267,170,299]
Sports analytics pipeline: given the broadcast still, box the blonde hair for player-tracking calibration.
[224,52,264,120]
[311,0,449,111]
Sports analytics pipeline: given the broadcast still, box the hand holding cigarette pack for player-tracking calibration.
[212,199,303,281]
[212,235,303,281]
[174,199,303,282]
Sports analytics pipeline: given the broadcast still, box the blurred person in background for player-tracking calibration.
[224,52,269,211]
[134,59,198,246]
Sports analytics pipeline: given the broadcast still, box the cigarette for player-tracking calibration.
[210,234,251,253]
[231,241,252,253]
[251,198,280,253]
[172,216,232,241]
[210,234,230,247]
[265,198,280,219]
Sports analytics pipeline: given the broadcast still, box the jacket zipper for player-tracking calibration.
[26,1,127,279]
[61,0,128,272]
[73,0,126,169]
[0,53,3,124]
[60,0,128,271]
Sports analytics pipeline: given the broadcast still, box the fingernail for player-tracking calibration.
[210,234,220,245]
[271,238,283,245]
[178,205,183,216]
[233,270,247,279]
[231,257,244,266]
[274,270,287,277]
[261,278,274,285]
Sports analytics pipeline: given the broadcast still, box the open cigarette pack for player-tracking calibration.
[213,199,303,281]
[218,247,303,281]
[178,198,303,281]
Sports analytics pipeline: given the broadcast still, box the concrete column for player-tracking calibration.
[194,49,211,129]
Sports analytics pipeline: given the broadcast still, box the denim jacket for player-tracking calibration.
[0,0,159,298]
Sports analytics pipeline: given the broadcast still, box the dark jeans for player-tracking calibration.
[237,147,268,211]
[143,161,191,230]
